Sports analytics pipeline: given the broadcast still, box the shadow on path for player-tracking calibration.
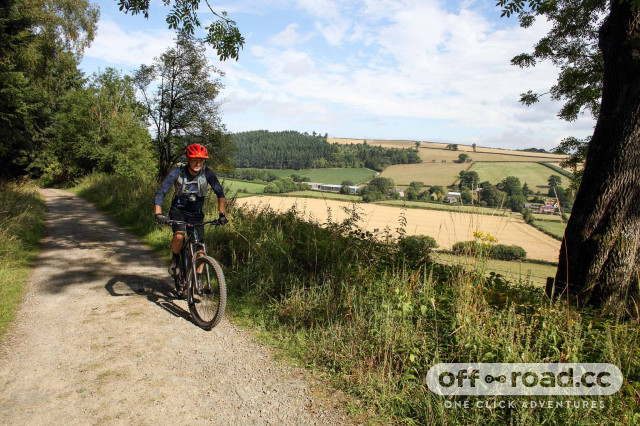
[105,274,194,325]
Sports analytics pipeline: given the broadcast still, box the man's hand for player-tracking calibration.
[218,212,228,225]
[155,213,170,225]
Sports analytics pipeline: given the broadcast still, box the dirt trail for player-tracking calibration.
[0,189,347,425]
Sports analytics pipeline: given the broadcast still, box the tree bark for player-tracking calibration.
[554,0,640,317]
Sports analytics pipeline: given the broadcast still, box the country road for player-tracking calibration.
[0,189,347,425]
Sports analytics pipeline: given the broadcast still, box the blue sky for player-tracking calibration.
[80,0,596,150]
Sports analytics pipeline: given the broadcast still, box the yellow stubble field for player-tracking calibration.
[237,196,561,262]
[329,138,568,186]
[328,137,567,161]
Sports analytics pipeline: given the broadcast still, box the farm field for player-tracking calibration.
[533,220,567,239]
[380,161,470,186]
[272,190,361,202]
[329,137,567,161]
[257,168,376,185]
[238,196,561,262]
[376,199,522,218]
[433,253,558,287]
[220,178,266,195]
[468,162,570,189]
[532,213,566,221]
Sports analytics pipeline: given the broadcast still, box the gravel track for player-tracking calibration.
[0,189,348,425]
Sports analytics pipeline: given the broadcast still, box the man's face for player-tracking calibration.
[188,158,205,173]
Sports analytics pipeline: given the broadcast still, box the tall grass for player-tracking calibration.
[74,173,640,424]
[0,180,46,340]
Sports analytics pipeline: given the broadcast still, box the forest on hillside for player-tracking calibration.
[232,130,421,171]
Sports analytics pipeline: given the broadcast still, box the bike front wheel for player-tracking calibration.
[186,256,227,330]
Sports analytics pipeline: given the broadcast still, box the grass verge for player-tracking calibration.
[0,180,46,341]
[73,173,640,424]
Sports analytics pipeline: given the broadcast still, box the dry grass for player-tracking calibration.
[238,196,561,261]
[380,162,470,186]
[329,137,567,160]
[432,252,558,287]
[329,138,569,186]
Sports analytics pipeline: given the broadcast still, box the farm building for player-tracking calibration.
[307,183,362,194]
[446,191,461,203]
[538,201,558,214]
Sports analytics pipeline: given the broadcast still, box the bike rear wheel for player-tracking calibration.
[186,256,227,330]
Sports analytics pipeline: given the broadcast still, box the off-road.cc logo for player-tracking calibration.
[426,363,623,396]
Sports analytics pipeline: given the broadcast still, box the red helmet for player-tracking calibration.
[186,144,208,159]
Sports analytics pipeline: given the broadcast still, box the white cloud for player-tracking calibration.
[84,19,175,67]
[217,0,598,148]
[269,23,313,46]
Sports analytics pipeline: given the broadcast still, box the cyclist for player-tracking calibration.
[154,143,227,288]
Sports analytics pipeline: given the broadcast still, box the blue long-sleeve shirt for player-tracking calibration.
[155,166,225,214]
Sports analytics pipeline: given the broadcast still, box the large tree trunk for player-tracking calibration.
[554,0,640,317]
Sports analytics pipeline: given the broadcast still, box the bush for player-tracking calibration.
[523,208,534,224]
[398,235,438,266]
[491,244,527,261]
[452,241,527,260]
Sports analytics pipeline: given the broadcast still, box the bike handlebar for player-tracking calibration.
[165,219,223,227]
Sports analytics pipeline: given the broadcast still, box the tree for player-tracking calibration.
[480,184,506,207]
[553,136,590,191]
[547,175,562,188]
[367,177,395,194]
[498,176,523,197]
[415,141,421,148]
[409,181,424,191]
[472,143,477,152]
[446,143,459,151]
[456,153,471,163]
[134,35,234,178]
[522,182,532,197]
[500,0,640,315]
[116,0,243,61]
[461,189,473,204]
[458,171,480,190]
[0,0,99,179]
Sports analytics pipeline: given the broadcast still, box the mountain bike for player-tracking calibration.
[164,219,227,330]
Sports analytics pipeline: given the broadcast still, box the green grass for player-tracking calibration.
[269,190,361,202]
[532,213,566,222]
[468,162,570,189]
[74,172,640,425]
[0,181,46,341]
[533,220,567,239]
[376,199,522,218]
[220,178,267,194]
[433,252,557,287]
[260,168,377,185]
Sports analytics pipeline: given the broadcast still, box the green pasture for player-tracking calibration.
[220,178,267,195]
[263,168,376,185]
[468,162,569,189]
[533,220,567,239]
[274,190,361,201]
[376,199,521,218]
[433,252,557,287]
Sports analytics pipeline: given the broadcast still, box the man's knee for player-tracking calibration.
[173,231,185,241]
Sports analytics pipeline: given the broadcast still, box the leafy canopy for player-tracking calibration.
[117,0,244,60]
[497,0,609,122]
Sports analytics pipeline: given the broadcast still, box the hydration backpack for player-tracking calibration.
[174,166,208,199]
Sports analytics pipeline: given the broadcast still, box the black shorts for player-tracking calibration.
[169,207,204,243]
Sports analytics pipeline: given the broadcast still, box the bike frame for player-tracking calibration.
[171,220,220,292]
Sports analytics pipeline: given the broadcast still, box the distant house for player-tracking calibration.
[538,201,558,214]
[446,191,461,203]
